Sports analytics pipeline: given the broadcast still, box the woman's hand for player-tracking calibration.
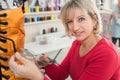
[35,54,53,68]
[9,52,44,80]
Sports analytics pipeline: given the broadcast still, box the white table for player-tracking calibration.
[25,36,74,56]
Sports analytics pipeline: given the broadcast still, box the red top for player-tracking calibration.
[45,38,120,80]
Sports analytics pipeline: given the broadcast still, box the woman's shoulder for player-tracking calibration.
[88,38,119,66]
[69,39,80,51]
[95,38,119,57]
[100,38,117,50]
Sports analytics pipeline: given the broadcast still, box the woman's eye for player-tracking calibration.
[79,18,85,22]
[66,21,73,24]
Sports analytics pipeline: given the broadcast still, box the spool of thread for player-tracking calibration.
[50,27,54,33]
[51,15,54,20]
[40,8,42,11]
[54,6,59,11]
[24,7,30,13]
[37,17,41,21]
[32,18,35,22]
[25,18,29,23]
[41,17,45,21]
[55,27,58,32]
[35,6,40,12]
[47,16,51,20]
[43,16,46,21]
[30,17,35,22]
[42,8,47,11]
[29,18,32,22]
[51,7,54,11]
[43,29,46,34]
[30,7,35,12]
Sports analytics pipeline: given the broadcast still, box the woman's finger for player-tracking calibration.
[42,54,50,62]
[15,52,29,65]
[9,55,16,69]
[9,55,20,74]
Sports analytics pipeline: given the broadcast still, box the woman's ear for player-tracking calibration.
[92,14,98,26]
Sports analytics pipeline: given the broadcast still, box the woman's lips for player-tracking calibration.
[74,31,83,37]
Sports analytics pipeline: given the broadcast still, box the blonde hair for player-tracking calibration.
[60,0,103,36]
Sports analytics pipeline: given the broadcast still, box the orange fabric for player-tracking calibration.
[0,6,27,80]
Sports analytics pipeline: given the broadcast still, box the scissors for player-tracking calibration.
[21,48,51,68]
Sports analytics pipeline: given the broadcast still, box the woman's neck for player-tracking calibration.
[80,34,101,49]
[79,34,102,57]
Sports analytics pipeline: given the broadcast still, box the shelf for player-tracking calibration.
[24,19,61,26]
[24,11,60,16]
[24,10,63,43]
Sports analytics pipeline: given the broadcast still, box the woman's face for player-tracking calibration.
[66,8,96,41]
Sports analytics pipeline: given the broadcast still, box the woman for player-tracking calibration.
[109,0,120,47]
[9,0,120,80]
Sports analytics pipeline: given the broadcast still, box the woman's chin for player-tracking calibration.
[76,37,84,41]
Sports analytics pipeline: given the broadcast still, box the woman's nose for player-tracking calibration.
[73,21,80,31]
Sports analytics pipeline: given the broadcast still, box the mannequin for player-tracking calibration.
[0,0,27,80]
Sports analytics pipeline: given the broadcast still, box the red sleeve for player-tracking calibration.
[45,40,78,80]
[79,48,119,80]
